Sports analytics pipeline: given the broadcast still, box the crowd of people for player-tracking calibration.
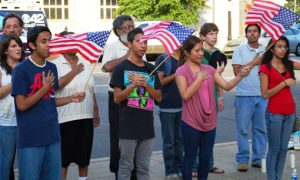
[0,13,299,180]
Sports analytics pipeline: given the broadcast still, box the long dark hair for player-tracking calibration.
[261,36,294,79]
[0,34,25,75]
[179,35,203,66]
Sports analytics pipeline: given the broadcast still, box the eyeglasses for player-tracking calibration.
[120,25,134,30]
[274,45,289,50]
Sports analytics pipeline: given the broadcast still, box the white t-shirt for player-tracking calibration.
[52,56,95,124]
[0,67,17,126]
[102,40,129,91]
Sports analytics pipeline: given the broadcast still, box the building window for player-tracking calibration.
[100,0,119,19]
[44,0,69,20]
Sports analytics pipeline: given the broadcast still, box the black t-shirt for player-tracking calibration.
[110,59,161,139]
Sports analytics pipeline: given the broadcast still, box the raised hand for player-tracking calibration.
[70,92,86,103]
[127,72,146,87]
[285,78,296,87]
[42,70,55,90]
[239,66,251,78]
[217,61,225,74]
[71,63,84,75]
[196,70,209,81]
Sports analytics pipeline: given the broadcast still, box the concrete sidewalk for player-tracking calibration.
[64,142,299,180]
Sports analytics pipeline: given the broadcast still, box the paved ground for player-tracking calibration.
[64,142,299,180]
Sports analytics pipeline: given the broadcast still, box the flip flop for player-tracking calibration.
[209,167,225,174]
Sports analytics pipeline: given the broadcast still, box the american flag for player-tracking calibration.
[246,0,300,41]
[49,31,110,62]
[142,21,195,55]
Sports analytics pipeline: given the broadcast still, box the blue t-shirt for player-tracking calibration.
[155,54,182,109]
[11,58,60,148]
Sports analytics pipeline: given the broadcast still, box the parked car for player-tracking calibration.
[261,28,300,56]
[292,23,300,30]
[223,28,300,58]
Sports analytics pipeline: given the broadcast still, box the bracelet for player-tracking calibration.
[283,80,287,87]
[218,97,224,100]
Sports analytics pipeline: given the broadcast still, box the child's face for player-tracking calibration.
[201,31,218,47]
[128,33,147,57]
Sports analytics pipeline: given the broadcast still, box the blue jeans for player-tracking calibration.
[0,126,17,180]
[159,111,183,176]
[18,142,61,180]
[235,96,267,164]
[265,110,295,180]
[181,121,216,180]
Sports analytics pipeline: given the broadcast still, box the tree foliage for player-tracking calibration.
[116,0,207,25]
[285,0,300,22]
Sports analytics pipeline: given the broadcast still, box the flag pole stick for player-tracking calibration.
[148,55,169,77]
[264,41,274,53]
[84,60,98,92]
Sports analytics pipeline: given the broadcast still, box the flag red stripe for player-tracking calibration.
[252,0,281,12]
[50,39,102,52]
[49,42,102,57]
[246,10,284,39]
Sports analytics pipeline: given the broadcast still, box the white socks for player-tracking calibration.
[78,177,87,180]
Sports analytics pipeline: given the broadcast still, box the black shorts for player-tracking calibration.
[60,118,94,168]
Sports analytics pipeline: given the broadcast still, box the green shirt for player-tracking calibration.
[201,48,221,106]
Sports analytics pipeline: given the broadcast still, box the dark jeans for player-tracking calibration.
[9,156,15,180]
[159,111,183,176]
[181,121,216,180]
[108,92,137,180]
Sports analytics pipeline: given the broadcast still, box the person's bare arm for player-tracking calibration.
[176,71,208,101]
[233,54,262,76]
[93,93,100,127]
[102,52,129,72]
[214,66,251,91]
[260,73,295,99]
[141,80,162,103]
[0,71,12,99]
[55,92,86,107]
[59,63,84,90]
[293,61,300,70]
[157,72,176,86]
[217,86,224,111]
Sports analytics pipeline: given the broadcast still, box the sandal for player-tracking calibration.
[209,167,225,174]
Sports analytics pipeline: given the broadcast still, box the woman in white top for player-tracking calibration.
[51,31,100,180]
[0,34,25,180]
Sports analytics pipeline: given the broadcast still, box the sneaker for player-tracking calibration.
[165,174,178,180]
[251,163,261,168]
[237,164,248,172]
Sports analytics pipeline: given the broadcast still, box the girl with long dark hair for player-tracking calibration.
[259,36,300,180]
[0,34,24,179]
[175,35,251,180]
